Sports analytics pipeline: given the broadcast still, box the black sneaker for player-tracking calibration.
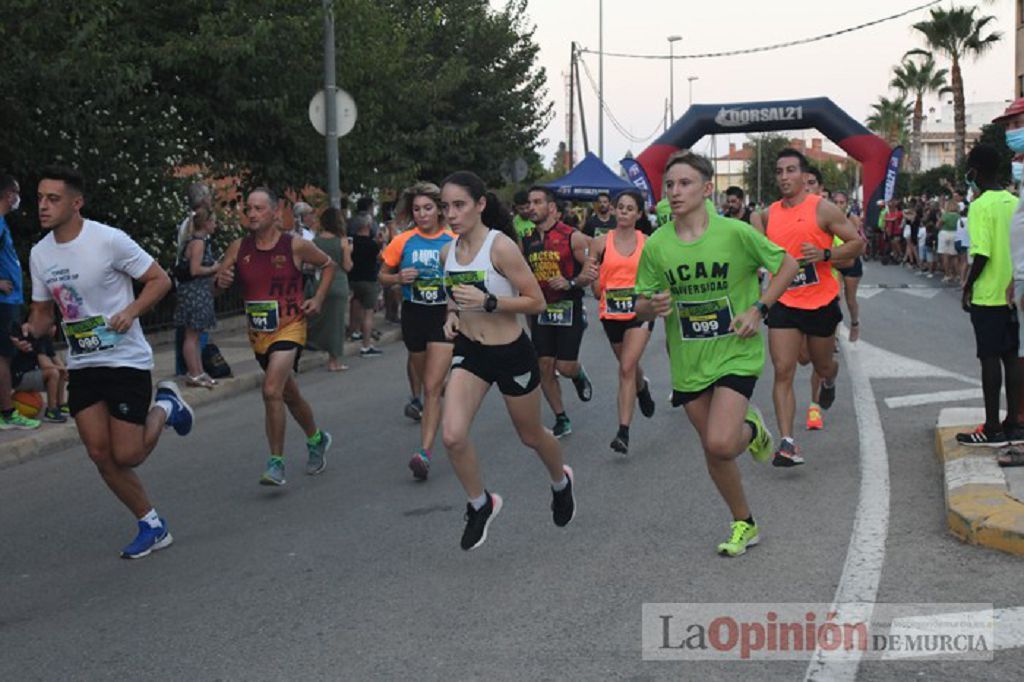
[461,491,503,551]
[818,375,837,410]
[551,465,576,527]
[956,428,1010,448]
[610,434,629,454]
[771,439,804,467]
[571,366,593,402]
[637,378,655,418]
[360,346,383,358]
[552,415,572,439]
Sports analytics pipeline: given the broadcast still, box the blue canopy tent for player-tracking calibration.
[545,152,635,201]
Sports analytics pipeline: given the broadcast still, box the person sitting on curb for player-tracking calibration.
[10,324,68,423]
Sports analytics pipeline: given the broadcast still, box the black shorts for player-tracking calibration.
[0,303,18,358]
[671,374,757,407]
[256,340,303,372]
[970,305,1019,359]
[68,367,153,425]
[452,332,540,397]
[401,301,451,353]
[529,298,586,361]
[601,317,654,345]
[836,258,863,279]
[765,297,842,338]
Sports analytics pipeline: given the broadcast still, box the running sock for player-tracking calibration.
[556,412,568,422]
[551,475,569,492]
[469,492,488,511]
[154,400,174,419]
[809,401,820,409]
[1,408,14,419]
[617,425,630,441]
[307,430,323,446]
[420,448,432,460]
[742,515,755,526]
[270,454,285,463]
[140,509,161,529]
[782,436,795,446]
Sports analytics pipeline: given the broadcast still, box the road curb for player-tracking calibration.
[0,326,402,471]
[936,407,1024,556]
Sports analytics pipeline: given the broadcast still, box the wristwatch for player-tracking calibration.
[483,293,498,313]
[755,301,770,319]
[823,248,832,262]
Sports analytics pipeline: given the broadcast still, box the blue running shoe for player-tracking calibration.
[260,457,286,486]
[121,519,173,559]
[306,431,331,475]
[155,380,194,436]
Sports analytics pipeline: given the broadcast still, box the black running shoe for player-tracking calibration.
[818,377,837,410]
[571,366,593,402]
[956,428,1010,448]
[610,434,629,454]
[771,439,804,467]
[637,378,655,418]
[461,491,503,551]
[552,415,572,439]
[551,465,576,527]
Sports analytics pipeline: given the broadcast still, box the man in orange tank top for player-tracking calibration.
[217,187,338,486]
[756,149,864,466]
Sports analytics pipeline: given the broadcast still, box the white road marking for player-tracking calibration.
[855,336,980,385]
[898,287,942,299]
[887,606,1024,654]
[885,388,984,409]
[857,288,886,300]
[805,327,891,681]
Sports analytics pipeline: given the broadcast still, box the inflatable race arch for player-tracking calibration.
[623,97,892,227]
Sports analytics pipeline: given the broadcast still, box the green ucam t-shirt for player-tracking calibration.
[968,190,1017,307]
[636,214,786,393]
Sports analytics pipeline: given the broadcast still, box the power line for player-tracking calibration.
[578,1,940,61]
[577,56,662,145]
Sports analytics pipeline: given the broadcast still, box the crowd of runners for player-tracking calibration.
[0,141,883,561]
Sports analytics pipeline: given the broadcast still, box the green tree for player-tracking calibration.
[909,164,958,196]
[866,96,913,148]
[890,52,950,172]
[741,133,792,206]
[911,5,1002,170]
[818,159,858,196]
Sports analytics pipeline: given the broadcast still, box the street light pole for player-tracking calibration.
[667,35,682,123]
[688,75,699,106]
[598,0,604,161]
[322,0,340,209]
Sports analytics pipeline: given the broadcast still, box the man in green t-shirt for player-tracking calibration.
[512,190,535,239]
[957,144,1022,448]
[635,151,798,558]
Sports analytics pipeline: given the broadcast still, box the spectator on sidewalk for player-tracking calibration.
[307,208,353,372]
[998,98,1024,462]
[0,173,38,430]
[348,214,383,357]
[291,201,317,241]
[513,190,535,239]
[173,205,221,389]
[10,325,67,423]
[956,144,1022,448]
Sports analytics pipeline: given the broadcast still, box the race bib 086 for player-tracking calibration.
[62,315,123,357]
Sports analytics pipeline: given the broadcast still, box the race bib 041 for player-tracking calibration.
[676,297,734,340]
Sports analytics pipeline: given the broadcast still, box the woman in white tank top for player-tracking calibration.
[438,171,577,551]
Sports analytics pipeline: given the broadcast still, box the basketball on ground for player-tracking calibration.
[12,391,44,419]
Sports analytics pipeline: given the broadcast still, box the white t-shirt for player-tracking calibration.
[955,215,970,248]
[1011,193,1024,281]
[30,220,156,370]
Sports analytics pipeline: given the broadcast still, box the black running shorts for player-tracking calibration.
[401,301,451,353]
[255,340,303,372]
[529,298,586,361]
[836,258,863,279]
[671,374,757,407]
[765,297,842,338]
[601,318,654,345]
[970,304,1019,359]
[452,332,540,397]
[68,367,153,424]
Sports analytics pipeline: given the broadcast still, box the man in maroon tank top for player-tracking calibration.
[217,187,338,486]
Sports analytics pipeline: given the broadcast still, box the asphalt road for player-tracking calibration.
[2,262,1022,681]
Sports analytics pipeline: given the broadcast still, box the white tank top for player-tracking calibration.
[444,228,516,299]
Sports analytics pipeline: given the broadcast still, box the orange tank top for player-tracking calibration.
[766,194,839,309]
[599,230,645,320]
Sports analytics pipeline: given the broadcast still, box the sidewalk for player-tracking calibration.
[935,407,1024,556]
[0,312,402,469]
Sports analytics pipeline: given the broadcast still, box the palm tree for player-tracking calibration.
[911,6,1001,170]
[890,53,949,172]
[866,96,913,149]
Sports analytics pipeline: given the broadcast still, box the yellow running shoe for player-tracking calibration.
[806,403,824,431]
[745,405,773,463]
[717,519,760,557]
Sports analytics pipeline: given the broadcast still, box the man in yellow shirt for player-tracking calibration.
[957,144,1022,447]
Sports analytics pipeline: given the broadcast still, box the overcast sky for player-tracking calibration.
[499,0,1016,167]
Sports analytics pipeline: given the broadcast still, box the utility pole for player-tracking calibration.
[598,0,604,161]
[322,0,340,209]
[569,43,575,169]
[688,75,699,106]
[667,35,681,122]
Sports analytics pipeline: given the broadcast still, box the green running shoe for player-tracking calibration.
[260,457,286,486]
[717,520,760,557]
[552,415,572,439]
[745,404,773,463]
[0,410,41,430]
[306,431,331,475]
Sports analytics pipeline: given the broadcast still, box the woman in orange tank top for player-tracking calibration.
[592,189,656,455]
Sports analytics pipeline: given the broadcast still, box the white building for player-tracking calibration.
[918,100,1012,170]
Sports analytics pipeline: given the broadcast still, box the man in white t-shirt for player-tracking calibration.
[23,166,195,560]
